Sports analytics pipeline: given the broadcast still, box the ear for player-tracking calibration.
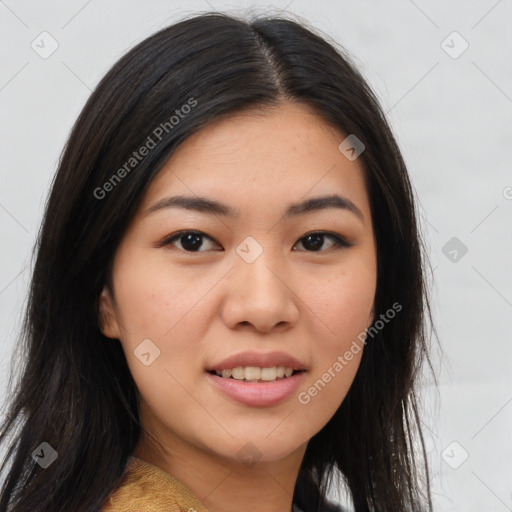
[98,285,121,339]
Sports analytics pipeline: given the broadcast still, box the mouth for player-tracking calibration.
[204,351,307,406]
[205,368,306,407]
[206,367,306,383]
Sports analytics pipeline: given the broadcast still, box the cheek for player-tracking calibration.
[305,262,376,346]
[111,254,213,389]
[297,293,367,427]
[112,254,209,340]
[298,255,375,413]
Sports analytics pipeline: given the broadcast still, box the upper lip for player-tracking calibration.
[206,351,307,372]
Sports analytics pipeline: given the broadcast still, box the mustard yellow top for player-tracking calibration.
[101,455,310,512]
[100,455,209,512]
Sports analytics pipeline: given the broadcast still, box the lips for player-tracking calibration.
[204,350,308,406]
[205,351,307,372]
[205,370,306,407]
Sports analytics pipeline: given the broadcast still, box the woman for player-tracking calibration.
[0,11,436,512]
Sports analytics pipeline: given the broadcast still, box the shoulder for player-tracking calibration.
[100,456,208,512]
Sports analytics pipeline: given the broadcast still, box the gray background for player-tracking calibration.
[1,1,511,510]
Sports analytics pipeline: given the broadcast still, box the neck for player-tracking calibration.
[133,432,306,512]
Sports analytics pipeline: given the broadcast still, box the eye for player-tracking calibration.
[293,231,352,252]
[160,230,351,253]
[161,230,220,252]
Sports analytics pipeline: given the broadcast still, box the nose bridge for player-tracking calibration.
[217,230,300,332]
[220,234,299,331]
[234,235,284,295]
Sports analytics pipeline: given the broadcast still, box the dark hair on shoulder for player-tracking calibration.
[0,10,437,512]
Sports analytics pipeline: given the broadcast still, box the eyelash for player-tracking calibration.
[160,230,352,253]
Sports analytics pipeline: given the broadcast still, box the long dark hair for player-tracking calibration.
[0,11,436,511]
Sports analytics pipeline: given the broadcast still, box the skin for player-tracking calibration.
[99,101,377,512]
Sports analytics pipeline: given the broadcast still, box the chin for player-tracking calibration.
[204,434,307,467]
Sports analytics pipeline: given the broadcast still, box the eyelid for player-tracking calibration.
[297,231,353,250]
[159,230,221,251]
[159,229,352,252]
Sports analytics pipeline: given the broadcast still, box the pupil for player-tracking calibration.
[182,233,202,251]
[304,234,323,251]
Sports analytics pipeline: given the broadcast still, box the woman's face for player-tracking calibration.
[99,101,377,465]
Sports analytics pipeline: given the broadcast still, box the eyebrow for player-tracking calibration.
[144,193,364,223]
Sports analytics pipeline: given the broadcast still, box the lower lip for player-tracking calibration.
[205,371,305,407]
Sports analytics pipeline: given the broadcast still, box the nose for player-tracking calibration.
[219,249,300,333]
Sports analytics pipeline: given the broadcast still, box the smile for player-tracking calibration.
[211,366,298,382]
[205,369,306,407]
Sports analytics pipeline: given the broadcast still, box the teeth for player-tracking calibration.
[213,366,296,381]
[232,367,244,379]
[261,367,276,380]
[244,366,261,380]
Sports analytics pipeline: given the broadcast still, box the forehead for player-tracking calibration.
[138,102,371,223]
